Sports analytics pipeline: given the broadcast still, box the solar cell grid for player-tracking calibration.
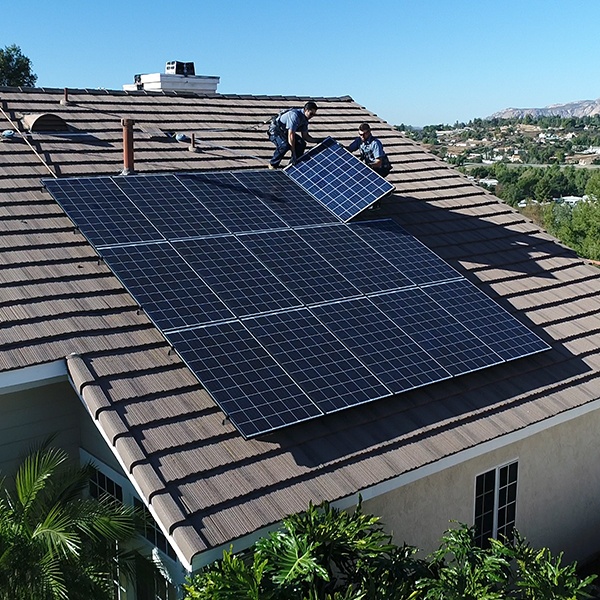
[114,174,228,238]
[173,236,303,317]
[295,224,413,294]
[176,172,288,233]
[424,279,550,360]
[351,220,461,285]
[243,309,390,413]
[44,177,162,246]
[232,169,340,227]
[286,137,395,221]
[167,322,322,438]
[101,243,233,330]
[371,288,504,376]
[311,297,452,393]
[239,229,362,304]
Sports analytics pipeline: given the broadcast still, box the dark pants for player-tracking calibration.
[269,129,306,167]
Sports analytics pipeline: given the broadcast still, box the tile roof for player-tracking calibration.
[1,85,600,566]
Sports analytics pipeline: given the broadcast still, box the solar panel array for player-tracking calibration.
[286,137,395,221]
[43,164,550,438]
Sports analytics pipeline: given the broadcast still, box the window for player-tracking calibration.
[134,498,178,561]
[474,460,518,548]
[89,466,124,503]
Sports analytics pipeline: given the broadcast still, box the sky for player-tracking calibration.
[5,0,600,127]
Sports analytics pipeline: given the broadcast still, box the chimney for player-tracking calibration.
[121,118,134,175]
[123,61,220,94]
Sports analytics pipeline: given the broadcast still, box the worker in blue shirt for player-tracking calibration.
[346,123,392,177]
[268,101,322,169]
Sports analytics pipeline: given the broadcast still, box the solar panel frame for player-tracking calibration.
[295,224,414,294]
[285,137,395,221]
[310,297,452,393]
[351,219,462,285]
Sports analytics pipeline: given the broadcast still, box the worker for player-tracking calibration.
[346,123,392,177]
[268,101,322,169]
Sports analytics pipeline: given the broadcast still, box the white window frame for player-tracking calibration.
[473,459,518,547]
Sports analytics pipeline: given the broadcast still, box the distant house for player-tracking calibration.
[2,67,600,597]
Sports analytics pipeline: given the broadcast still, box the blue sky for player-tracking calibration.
[6,0,600,126]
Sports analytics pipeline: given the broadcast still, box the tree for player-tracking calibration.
[0,44,37,87]
[0,441,138,600]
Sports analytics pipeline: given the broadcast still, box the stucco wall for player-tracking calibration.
[0,380,80,478]
[364,409,600,564]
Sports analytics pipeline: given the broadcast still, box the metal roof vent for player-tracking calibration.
[22,113,70,132]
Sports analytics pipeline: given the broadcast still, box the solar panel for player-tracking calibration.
[172,236,303,317]
[295,224,413,294]
[113,174,228,238]
[242,308,390,413]
[371,288,504,376]
[239,229,362,304]
[43,171,550,439]
[310,297,452,393]
[176,172,289,233]
[43,177,162,246]
[167,322,322,438]
[232,169,340,227]
[101,243,233,330]
[351,220,461,285]
[424,279,551,360]
[285,137,395,221]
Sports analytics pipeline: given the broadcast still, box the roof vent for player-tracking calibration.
[165,61,195,76]
[22,113,70,132]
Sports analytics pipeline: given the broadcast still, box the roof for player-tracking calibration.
[1,85,600,567]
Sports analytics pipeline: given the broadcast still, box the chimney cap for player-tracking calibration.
[165,61,195,76]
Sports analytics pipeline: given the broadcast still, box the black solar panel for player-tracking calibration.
[351,220,461,285]
[101,243,233,330]
[424,279,550,360]
[173,236,302,317]
[44,177,162,246]
[243,308,390,413]
[232,169,340,227]
[167,322,322,438]
[239,229,361,304]
[176,172,289,233]
[311,297,452,393]
[295,224,413,294]
[113,174,228,238]
[371,288,504,376]
[286,137,395,221]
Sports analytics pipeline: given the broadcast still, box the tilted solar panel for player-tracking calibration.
[285,137,395,221]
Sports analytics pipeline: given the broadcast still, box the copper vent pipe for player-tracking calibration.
[60,88,70,105]
[121,118,135,175]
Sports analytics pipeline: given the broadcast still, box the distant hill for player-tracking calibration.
[489,98,600,119]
